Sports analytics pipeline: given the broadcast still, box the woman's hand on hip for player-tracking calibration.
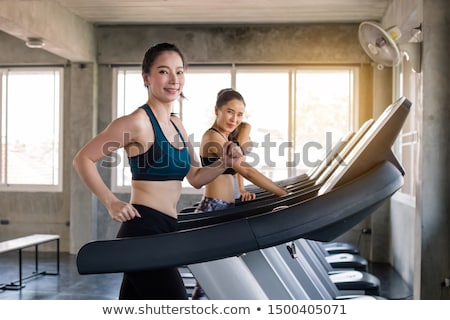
[108,200,141,222]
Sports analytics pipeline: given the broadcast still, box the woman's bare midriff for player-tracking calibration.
[130,180,182,219]
[204,174,235,203]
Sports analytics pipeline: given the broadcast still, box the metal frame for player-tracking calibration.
[0,236,60,290]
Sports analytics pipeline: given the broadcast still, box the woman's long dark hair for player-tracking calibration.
[215,88,246,143]
[142,42,186,74]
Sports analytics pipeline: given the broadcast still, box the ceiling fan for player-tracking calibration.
[358,21,422,72]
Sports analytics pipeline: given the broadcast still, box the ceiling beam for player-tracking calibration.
[0,0,96,62]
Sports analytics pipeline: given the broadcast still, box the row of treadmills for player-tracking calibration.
[77,96,412,300]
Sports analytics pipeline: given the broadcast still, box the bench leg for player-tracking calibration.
[2,249,25,290]
[19,249,23,288]
[56,239,60,275]
[35,244,39,274]
[41,239,60,276]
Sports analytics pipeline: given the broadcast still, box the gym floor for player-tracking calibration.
[0,251,411,300]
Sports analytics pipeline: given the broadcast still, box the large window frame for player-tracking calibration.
[0,67,63,192]
[112,64,357,192]
[392,57,418,205]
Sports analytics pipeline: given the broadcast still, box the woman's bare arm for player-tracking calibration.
[73,114,141,222]
[172,117,242,189]
[233,160,288,197]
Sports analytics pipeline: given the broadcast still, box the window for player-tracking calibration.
[393,57,418,202]
[235,69,291,181]
[0,68,63,191]
[112,65,356,191]
[112,68,148,191]
[294,69,353,173]
[182,69,232,163]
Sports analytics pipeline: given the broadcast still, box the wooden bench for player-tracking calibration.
[0,234,60,290]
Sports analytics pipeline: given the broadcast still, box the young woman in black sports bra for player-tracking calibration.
[73,43,242,300]
[195,88,288,213]
[191,88,288,299]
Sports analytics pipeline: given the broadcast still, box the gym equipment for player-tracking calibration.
[77,97,411,291]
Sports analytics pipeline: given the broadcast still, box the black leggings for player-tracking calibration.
[116,204,188,300]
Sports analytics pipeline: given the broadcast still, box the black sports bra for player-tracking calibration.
[200,127,236,175]
[200,156,236,175]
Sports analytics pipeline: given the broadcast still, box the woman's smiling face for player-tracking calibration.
[143,50,185,103]
[215,98,245,135]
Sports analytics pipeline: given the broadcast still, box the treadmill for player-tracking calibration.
[177,118,375,230]
[189,241,384,300]
[77,96,411,299]
[178,120,374,270]
[179,119,373,215]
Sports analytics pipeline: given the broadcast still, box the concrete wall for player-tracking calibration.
[378,0,450,299]
[0,32,70,249]
[416,0,449,300]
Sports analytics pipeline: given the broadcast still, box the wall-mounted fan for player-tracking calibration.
[358,21,421,72]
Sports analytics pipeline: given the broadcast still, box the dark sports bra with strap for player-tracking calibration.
[128,104,190,181]
[200,127,236,175]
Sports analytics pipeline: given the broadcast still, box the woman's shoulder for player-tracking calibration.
[202,127,224,142]
[106,106,150,137]
[240,121,251,129]
[119,107,148,124]
[200,129,225,155]
[239,122,251,132]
